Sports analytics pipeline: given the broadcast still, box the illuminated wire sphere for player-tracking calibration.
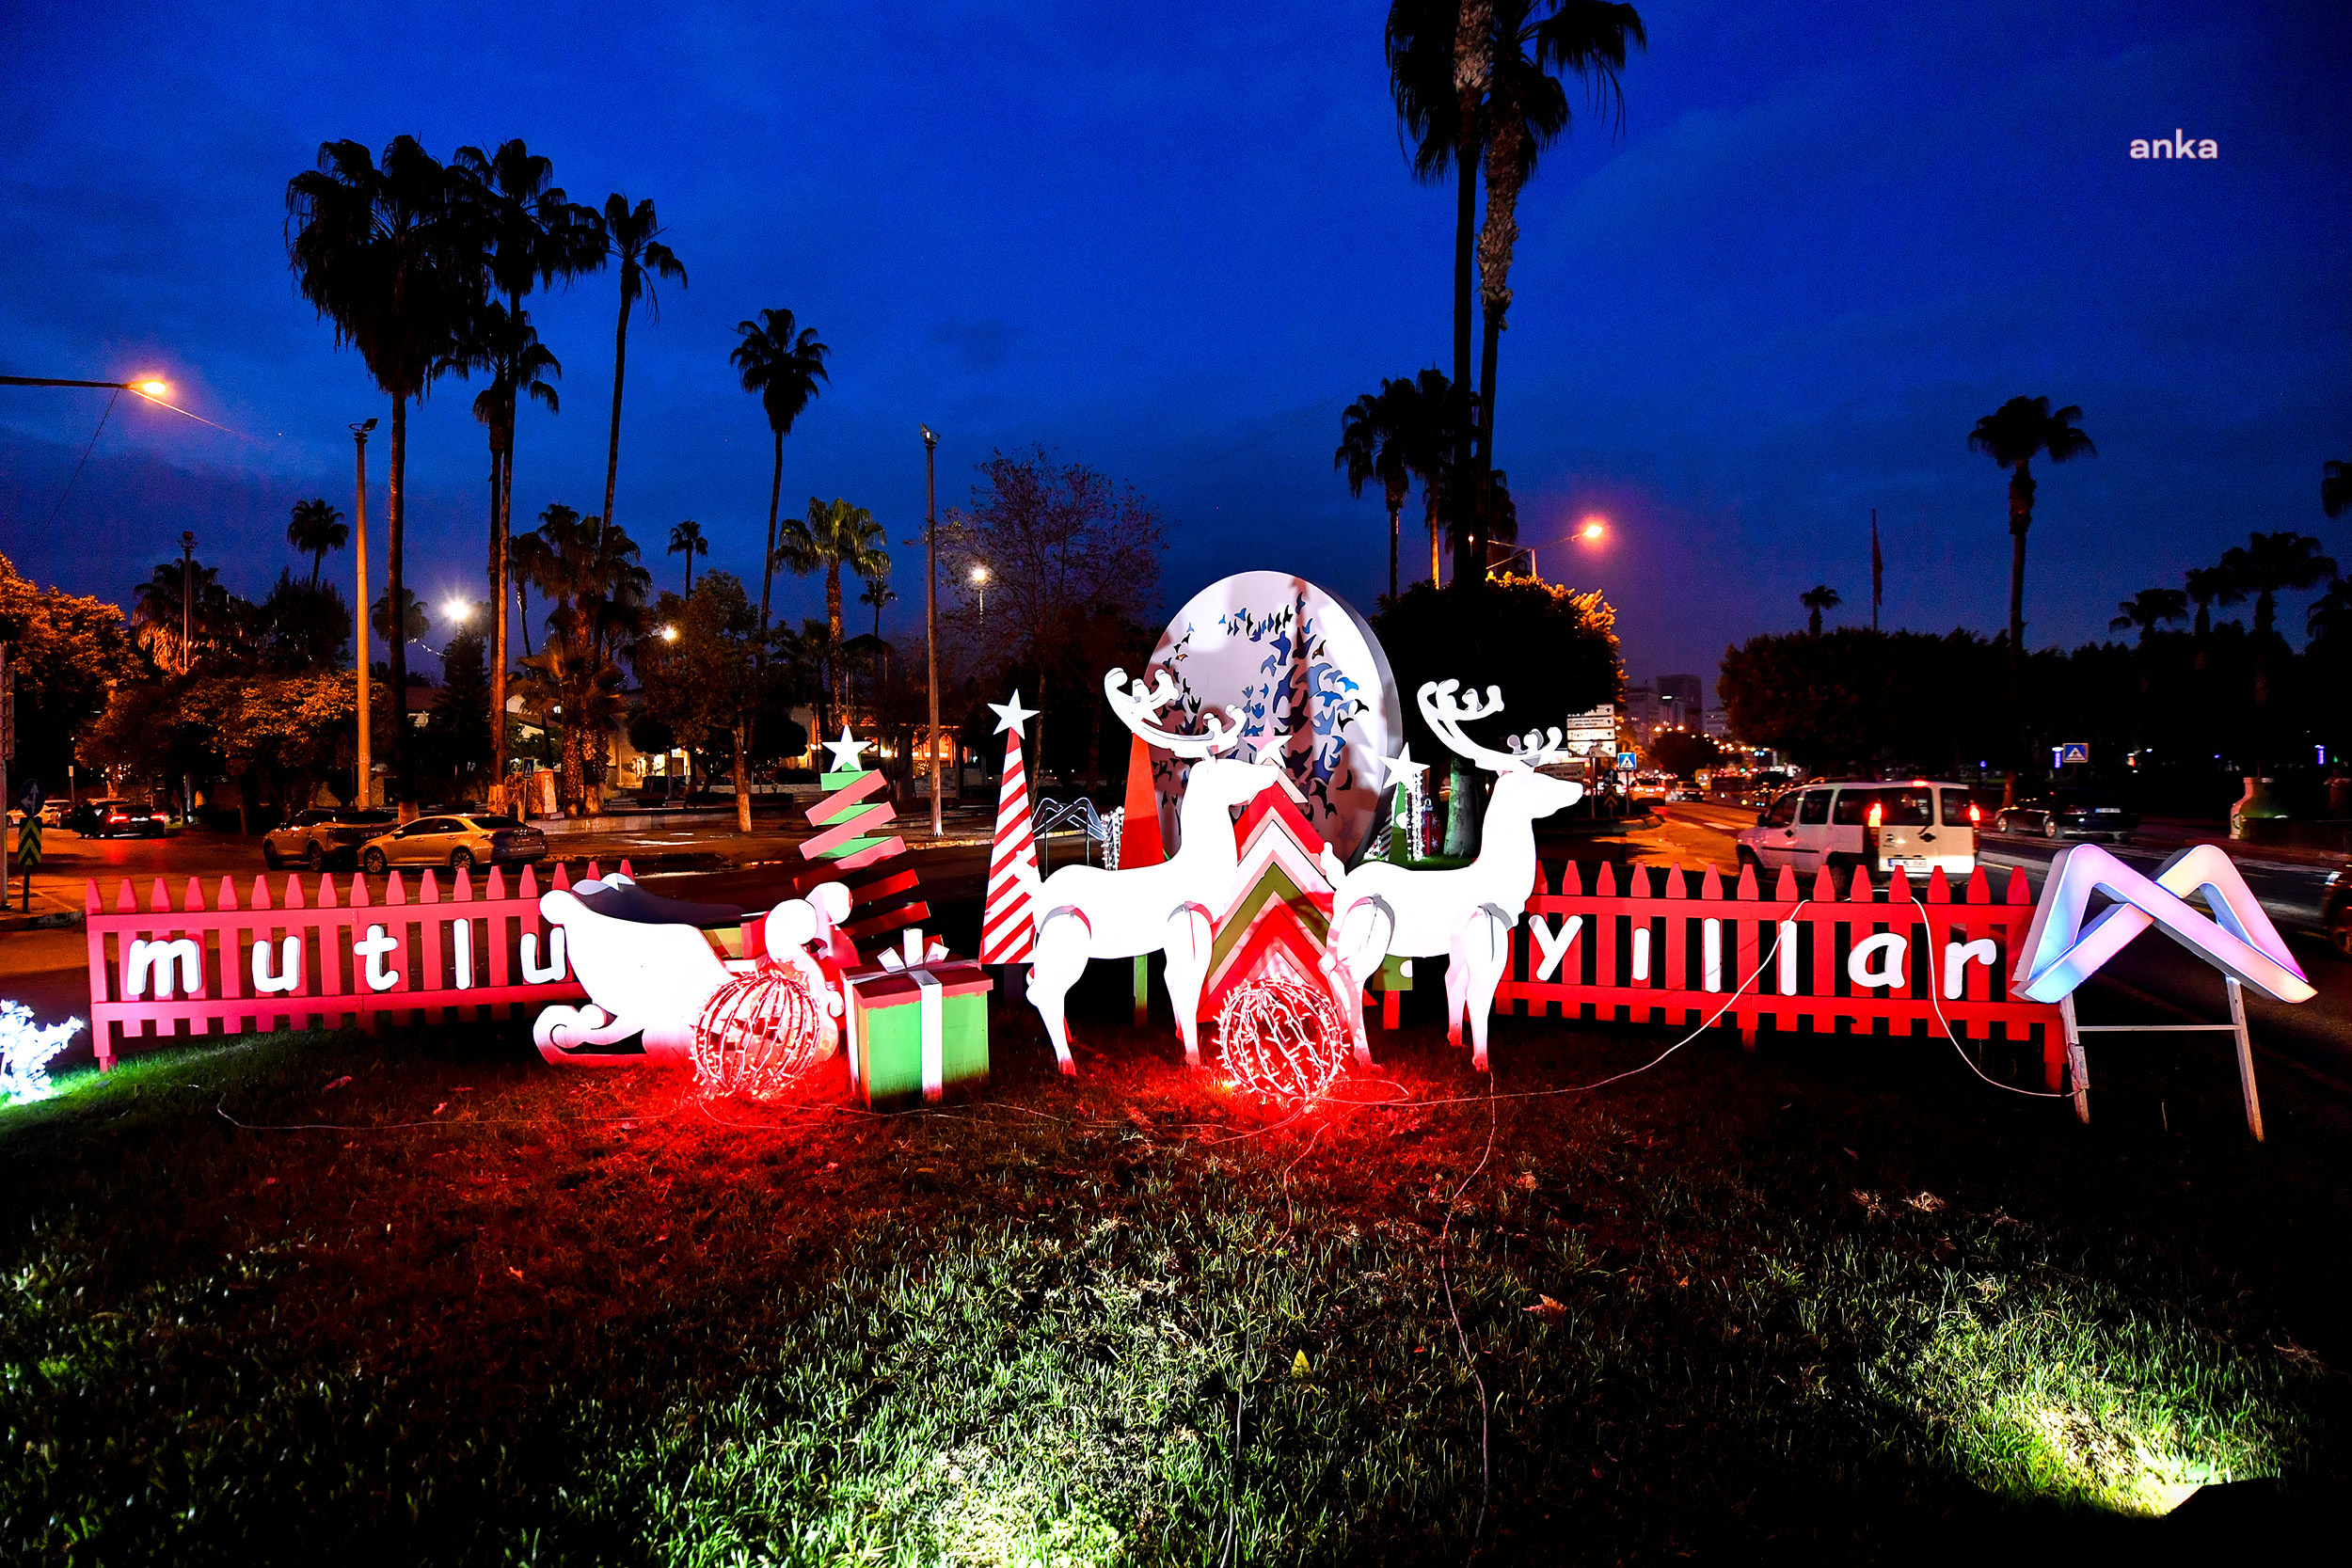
[1216,977,1348,1104]
[691,961,824,1100]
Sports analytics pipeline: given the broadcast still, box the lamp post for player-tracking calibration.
[970,563,989,625]
[921,423,942,838]
[178,531,196,674]
[351,418,376,808]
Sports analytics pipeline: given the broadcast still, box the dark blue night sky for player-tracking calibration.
[3,1,2345,693]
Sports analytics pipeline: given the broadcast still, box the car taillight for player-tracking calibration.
[106,814,126,823]
[1867,802,1883,829]
[1968,803,1981,825]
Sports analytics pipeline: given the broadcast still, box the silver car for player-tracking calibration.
[358,814,548,874]
[263,807,399,870]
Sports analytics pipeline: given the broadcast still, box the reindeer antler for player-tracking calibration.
[1420,679,1542,772]
[1104,667,1244,759]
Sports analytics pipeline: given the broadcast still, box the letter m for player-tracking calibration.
[125,937,204,999]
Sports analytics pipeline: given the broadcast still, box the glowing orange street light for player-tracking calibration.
[136,379,167,396]
[1578,515,1608,543]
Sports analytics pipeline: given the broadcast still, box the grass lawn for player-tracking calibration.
[2,973,2346,1563]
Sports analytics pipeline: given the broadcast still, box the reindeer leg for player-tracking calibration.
[1461,905,1514,1073]
[1025,910,1089,1075]
[1328,897,1391,1067]
[1163,902,1213,1068]
[1444,924,1470,1051]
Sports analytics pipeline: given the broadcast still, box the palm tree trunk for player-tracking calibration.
[1387,496,1400,603]
[603,292,632,539]
[1450,136,1480,594]
[826,562,845,714]
[759,429,782,637]
[1474,116,1521,571]
[516,576,533,657]
[2004,459,2033,810]
[387,392,408,805]
[733,718,752,832]
[490,441,511,793]
[1429,499,1442,588]
[310,551,323,592]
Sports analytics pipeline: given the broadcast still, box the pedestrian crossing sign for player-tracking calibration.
[2059,742,2090,766]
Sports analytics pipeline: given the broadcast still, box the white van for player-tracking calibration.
[1734,780,1980,880]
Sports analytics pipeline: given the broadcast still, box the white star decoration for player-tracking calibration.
[1378,743,1428,791]
[989,690,1040,736]
[823,726,869,772]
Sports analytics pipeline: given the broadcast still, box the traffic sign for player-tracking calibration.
[1615,752,1638,774]
[16,814,39,868]
[2059,742,2090,767]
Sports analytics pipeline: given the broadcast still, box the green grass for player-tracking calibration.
[1,999,2344,1562]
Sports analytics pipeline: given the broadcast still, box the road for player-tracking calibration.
[11,801,2352,1107]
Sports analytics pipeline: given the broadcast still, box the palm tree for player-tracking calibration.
[2218,531,2336,720]
[508,512,563,658]
[453,140,597,790]
[859,574,896,641]
[132,559,230,670]
[1470,2,1644,557]
[1381,366,1466,586]
[586,194,686,543]
[287,135,479,800]
[285,498,348,588]
[1337,385,1414,602]
[2307,578,2352,645]
[513,509,651,811]
[1386,2,1481,592]
[371,586,429,649]
[668,520,708,594]
[1800,584,1840,637]
[729,308,831,638]
[2108,587,2187,648]
[2325,460,2352,520]
[1968,394,2095,798]
[775,497,890,714]
[2184,563,2232,673]
[463,303,561,779]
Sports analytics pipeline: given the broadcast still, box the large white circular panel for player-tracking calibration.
[1145,572,1401,861]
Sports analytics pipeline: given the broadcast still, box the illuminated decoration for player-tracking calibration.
[844,927,993,1107]
[692,960,824,1100]
[83,865,609,1069]
[1116,732,1165,868]
[2012,843,2313,1005]
[1376,744,1429,863]
[1196,774,1337,1024]
[802,736,905,871]
[1216,977,1348,1104]
[1,1004,82,1103]
[1146,572,1401,861]
[1327,680,1584,1070]
[980,691,1041,966]
[1023,668,1282,1072]
[532,873,842,1069]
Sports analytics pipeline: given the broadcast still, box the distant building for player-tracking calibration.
[1702,708,1731,741]
[1657,674,1703,732]
[1622,684,1661,745]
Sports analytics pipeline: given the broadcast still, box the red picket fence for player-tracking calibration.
[1495,860,2064,1083]
[82,860,642,1069]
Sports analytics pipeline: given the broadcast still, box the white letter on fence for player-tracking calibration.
[453,919,473,990]
[1944,937,1998,999]
[124,937,203,999]
[250,936,302,994]
[1702,919,1722,992]
[522,927,567,985]
[1531,916,1581,981]
[354,925,402,992]
[1778,921,1799,995]
[1630,925,1650,982]
[1847,933,1907,990]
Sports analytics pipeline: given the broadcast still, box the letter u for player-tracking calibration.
[251,936,303,994]
[521,927,567,985]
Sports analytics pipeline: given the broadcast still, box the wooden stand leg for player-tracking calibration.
[1133,953,1149,1028]
[2059,993,2090,1124]
[1382,988,1400,1030]
[2227,977,2264,1142]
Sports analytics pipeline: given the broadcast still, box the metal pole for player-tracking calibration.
[180,531,195,673]
[2226,977,2265,1142]
[352,420,374,809]
[923,424,942,840]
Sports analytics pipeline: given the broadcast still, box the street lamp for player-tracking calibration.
[0,374,167,394]
[441,598,473,625]
[1578,515,1608,543]
[921,423,941,839]
[660,624,679,642]
[351,418,377,808]
[178,531,197,673]
[970,563,990,623]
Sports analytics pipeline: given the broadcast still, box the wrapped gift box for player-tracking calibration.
[845,929,992,1107]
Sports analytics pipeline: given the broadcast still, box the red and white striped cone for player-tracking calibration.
[981,710,1041,969]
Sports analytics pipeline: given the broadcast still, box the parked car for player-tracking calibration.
[2323,867,2352,958]
[262,807,399,870]
[63,799,168,838]
[358,814,548,874]
[5,802,63,829]
[1992,788,2138,843]
[1735,779,1979,879]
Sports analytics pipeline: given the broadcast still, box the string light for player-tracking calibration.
[1216,977,1348,1104]
[691,963,824,1101]
[1,1004,82,1103]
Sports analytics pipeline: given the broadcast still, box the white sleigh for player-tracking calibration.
[532,873,845,1067]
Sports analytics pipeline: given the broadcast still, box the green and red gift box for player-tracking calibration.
[843,928,992,1107]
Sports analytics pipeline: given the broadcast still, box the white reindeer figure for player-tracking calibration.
[1024,667,1281,1072]
[1325,680,1584,1070]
